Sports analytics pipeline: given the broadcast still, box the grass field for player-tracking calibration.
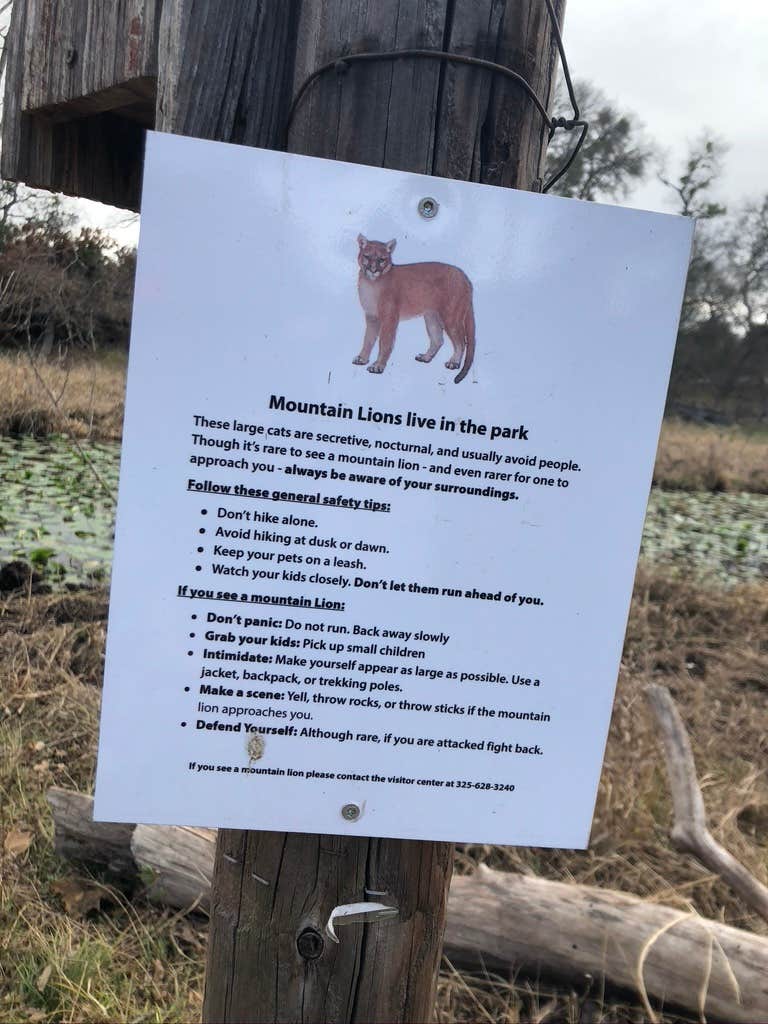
[654,418,768,493]
[0,353,126,442]
[2,568,767,1023]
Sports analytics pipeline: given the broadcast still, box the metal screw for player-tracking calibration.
[418,196,439,219]
[341,803,361,822]
[297,928,324,960]
[65,48,78,67]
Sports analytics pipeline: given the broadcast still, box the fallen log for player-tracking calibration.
[131,822,214,911]
[447,865,768,1023]
[47,788,136,881]
[48,788,768,1022]
[647,683,768,924]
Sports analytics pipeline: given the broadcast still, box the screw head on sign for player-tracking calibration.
[341,803,361,822]
[418,197,439,219]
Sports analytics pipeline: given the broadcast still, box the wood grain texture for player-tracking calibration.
[132,823,215,911]
[1,0,30,189]
[47,787,136,882]
[431,0,564,189]
[205,830,452,1024]
[21,0,160,113]
[1,0,156,207]
[447,865,768,1024]
[2,109,146,209]
[156,1,300,146]
[290,0,449,172]
[647,684,768,924]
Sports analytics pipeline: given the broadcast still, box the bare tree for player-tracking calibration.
[659,132,728,220]
[727,194,768,331]
[661,133,731,328]
[545,79,655,202]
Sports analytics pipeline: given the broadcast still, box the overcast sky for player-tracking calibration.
[562,0,768,213]
[74,0,767,241]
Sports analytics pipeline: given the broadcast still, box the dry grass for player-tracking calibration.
[0,352,125,441]
[0,591,203,1023]
[435,968,659,1024]
[655,419,768,493]
[3,351,767,494]
[463,566,768,920]
[2,569,767,1022]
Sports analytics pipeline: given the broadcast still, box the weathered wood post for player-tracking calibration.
[3,2,565,1021]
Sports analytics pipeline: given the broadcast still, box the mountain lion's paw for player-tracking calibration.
[368,364,384,374]
[445,359,460,369]
[352,355,368,365]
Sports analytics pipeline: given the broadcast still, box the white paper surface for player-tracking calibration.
[94,131,692,846]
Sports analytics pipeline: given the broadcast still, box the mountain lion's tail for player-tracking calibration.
[454,306,475,384]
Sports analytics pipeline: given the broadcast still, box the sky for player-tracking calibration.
[68,0,767,241]
[561,0,768,213]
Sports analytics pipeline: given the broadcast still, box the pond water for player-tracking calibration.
[1,436,766,587]
[643,489,768,584]
[0,436,119,585]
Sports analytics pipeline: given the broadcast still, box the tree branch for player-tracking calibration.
[646,684,768,924]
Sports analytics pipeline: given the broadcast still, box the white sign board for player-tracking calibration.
[94,131,692,846]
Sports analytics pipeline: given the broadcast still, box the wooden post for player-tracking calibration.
[3,1,565,1020]
[155,4,566,1022]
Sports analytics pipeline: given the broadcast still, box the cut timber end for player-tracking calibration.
[1,0,161,208]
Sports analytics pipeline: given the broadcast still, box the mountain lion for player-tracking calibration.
[354,235,476,383]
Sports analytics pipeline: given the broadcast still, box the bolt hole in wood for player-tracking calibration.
[297,928,325,961]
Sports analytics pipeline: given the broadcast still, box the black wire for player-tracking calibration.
[542,0,580,121]
[545,120,588,193]
[284,49,551,138]
[284,4,587,195]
